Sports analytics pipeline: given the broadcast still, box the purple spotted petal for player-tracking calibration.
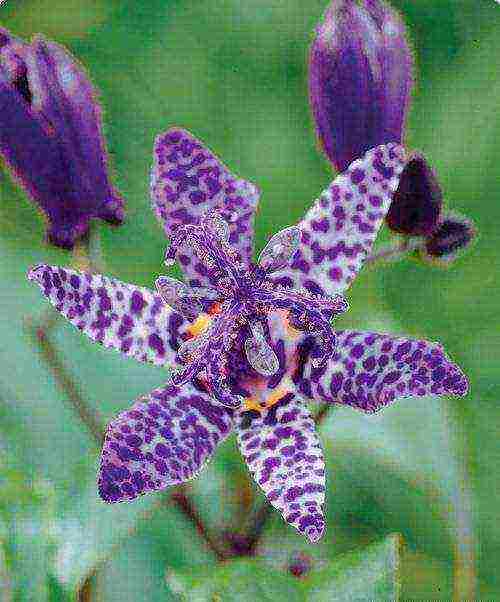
[236,393,326,543]
[151,128,259,287]
[99,382,234,502]
[271,143,406,296]
[300,330,468,413]
[27,265,187,366]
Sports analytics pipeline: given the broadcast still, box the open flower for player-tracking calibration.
[27,129,468,542]
[0,28,123,248]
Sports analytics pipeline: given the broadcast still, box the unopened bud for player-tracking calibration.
[309,0,413,172]
[423,213,476,263]
[386,152,442,236]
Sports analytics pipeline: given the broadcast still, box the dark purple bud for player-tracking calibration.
[288,551,313,578]
[423,212,475,263]
[309,0,413,172]
[222,531,255,556]
[0,28,124,249]
[386,152,443,236]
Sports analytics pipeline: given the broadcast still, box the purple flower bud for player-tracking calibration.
[0,28,124,249]
[288,551,313,578]
[386,152,443,236]
[423,212,476,262]
[309,0,413,172]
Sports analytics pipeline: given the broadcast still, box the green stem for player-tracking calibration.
[170,488,228,561]
[364,237,422,266]
[25,321,106,445]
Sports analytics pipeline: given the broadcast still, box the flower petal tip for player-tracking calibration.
[27,263,47,284]
[97,463,128,504]
[302,520,325,544]
[154,126,190,149]
[448,368,469,398]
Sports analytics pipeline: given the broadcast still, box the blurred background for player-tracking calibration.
[0,0,499,599]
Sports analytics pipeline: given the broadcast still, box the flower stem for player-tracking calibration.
[170,488,228,561]
[364,237,422,266]
[73,220,105,274]
[25,320,106,445]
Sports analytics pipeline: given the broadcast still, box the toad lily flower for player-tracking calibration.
[0,28,124,248]
[28,129,468,542]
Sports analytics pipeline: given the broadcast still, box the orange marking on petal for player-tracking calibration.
[208,302,222,316]
[243,385,289,413]
[188,313,212,337]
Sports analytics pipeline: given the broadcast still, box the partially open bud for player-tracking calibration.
[309,0,413,172]
[386,152,442,236]
[0,28,124,249]
[423,213,476,263]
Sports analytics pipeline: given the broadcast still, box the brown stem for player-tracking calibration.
[241,502,274,556]
[25,321,106,445]
[170,487,228,561]
[241,403,334,555]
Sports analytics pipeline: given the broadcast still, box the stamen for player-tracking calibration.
[258,226,301,273]
[206,351,244,408]
[244,321,280,376]
[309,330,336,369]
[164,246,177,267]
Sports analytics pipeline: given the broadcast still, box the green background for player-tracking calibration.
[0,0,499,599]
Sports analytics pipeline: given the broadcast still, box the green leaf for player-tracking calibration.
[166,536,401,602]
[53,484,213,595]
[166,559,307,601]
[52,486,165,592]
[306,534,401,602]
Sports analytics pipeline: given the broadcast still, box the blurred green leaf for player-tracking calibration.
[0,483,57,602]
[166,558,307,601]
[52,486,164,593]
[166,535,400,601]
[307,534,401,602]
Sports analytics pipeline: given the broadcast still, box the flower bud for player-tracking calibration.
[0,28,124,249]
[386,152,442,236]
[309,0,413,172]
[288,552,313,578]
[423,213,475,263]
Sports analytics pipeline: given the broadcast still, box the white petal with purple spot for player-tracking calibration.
[28,265,187,366]
[151,128,259,288]
[236,393,326,543]
[271,144,406,296]
[99,382,234,502]
[298,330,469,413]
